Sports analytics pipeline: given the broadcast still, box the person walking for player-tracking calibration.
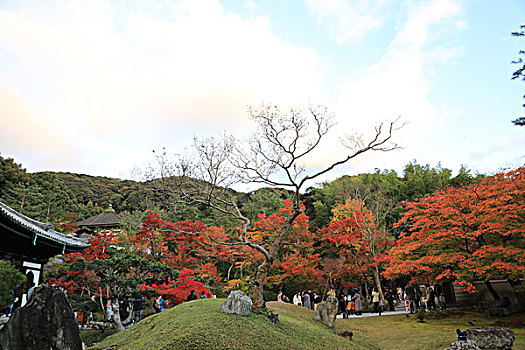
[396,286,403,303]
[160,295,169,312]
[384,288,395,311]
[153,295,162,313]
[303,291,311,309]
[313,292,321,312]
[426,287,436,310]
[339,293,348,318]
[404,284,417,313]
[293,292,302,306]
[106,301,113,320]
[133,298,145,323]
[346,293,354,315]
[353,289,362,316]
[371,288,380,313]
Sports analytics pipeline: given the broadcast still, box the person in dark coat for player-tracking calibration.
[384,288,395,311]
[133,298,146,322]
[404,284,416,313]
[186,290,198,302]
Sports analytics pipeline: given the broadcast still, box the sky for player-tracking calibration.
[0,0,524,188]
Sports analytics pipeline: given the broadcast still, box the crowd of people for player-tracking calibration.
[401,284,447,314]
[275,283,448,317]
[279,288,365,316]
[5,279,447,326]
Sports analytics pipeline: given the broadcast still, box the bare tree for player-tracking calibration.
[149,104,400,310]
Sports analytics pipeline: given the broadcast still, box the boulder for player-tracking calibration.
[445,340,482,350]
[218,291,252,316]
[268,312,279,324]
[314,296,338,328]
[334,330,353,339]
[486,307,510,317]
[466,327,515,350]
[0,285,82,350]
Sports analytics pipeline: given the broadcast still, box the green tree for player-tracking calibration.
[511,25,525,126]
[0,260,25,309]
[0,155,30,204]
[241,188,290,223]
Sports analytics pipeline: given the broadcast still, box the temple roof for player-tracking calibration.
[0,201,90,262]
[74,205,121,228]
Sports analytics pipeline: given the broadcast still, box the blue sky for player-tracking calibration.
[0,0,523,185]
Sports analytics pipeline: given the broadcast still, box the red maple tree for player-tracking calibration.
[244,199,322,288]
[384,167,525,295]
[321,197,393,298]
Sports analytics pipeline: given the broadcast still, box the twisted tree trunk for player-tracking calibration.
[111,298,125,332]
[249,205,301,310]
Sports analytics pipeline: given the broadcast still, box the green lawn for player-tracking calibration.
[86,299,524,350]
[332,307,525,350]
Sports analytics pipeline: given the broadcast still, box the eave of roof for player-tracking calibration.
[0,201,89,249]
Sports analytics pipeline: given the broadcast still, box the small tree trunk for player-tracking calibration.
[373,265,385,302]
[46,202,51,221]
[227,262,235,281]
[111,298,125,331]
[362,279,369,308]
[249,204,301,311]
[98,287,105,319]
[250,257,271,310]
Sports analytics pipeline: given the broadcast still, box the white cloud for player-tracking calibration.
[298,0,464,178]
[0,0,325,176]
[305,0,391,44]
[2,0,516,184]
[0,83,79,171]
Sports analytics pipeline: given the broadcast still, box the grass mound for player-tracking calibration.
[88,299,372,350]
[88,300,524,350]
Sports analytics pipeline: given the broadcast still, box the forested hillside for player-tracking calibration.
[0,154,482,233]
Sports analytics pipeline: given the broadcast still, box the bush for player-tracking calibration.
[0,260,25,309]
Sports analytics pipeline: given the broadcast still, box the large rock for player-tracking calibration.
[445,340,482,350]
[0,285,82,350]
[218,291,252,316]
[314,296,338,328]
[466,327,515,350]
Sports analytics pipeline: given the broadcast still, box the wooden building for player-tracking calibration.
[74,204,122,237]
[0,201,89,305]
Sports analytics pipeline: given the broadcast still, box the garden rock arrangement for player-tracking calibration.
[466,327,515,350]
[314,296,338,328]
[0,285,82,350]
[218,290,252,316]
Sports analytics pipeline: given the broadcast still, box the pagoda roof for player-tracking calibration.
[74,205,121,228]
[0,201,89,262]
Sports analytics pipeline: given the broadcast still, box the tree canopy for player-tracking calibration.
[384,167,525,293]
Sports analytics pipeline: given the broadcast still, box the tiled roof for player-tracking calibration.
[0,201,89,249]
[74,208,121,227]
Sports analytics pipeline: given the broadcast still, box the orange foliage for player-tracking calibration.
[244,199,322,286]
[322,198,393,282]
[384,167,525,287]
